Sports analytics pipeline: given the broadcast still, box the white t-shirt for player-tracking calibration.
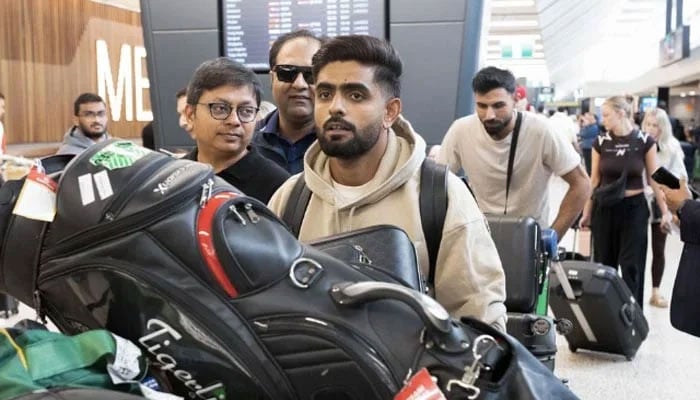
[332,179,373,208]
[437,111,581,226]
[549,112,579,146]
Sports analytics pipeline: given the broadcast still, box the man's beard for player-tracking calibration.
[481,113,513,138]
[79,122,106,139]
[317,116,383,159]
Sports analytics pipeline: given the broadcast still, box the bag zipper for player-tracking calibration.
[38,261,297,399]
[101,155,172,222]
[42,174,215,262]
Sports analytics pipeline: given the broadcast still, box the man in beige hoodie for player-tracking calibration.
[268,35,506,331]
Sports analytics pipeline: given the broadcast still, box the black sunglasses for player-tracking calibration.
[274,65,314,84]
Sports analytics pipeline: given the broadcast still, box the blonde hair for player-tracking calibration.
[643,107,682,164]
[604,96,633,119]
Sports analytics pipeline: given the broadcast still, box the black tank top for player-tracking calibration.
[593,130,655,190]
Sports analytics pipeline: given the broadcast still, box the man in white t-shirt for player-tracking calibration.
[437,67,590,239]
[549,106,580,153]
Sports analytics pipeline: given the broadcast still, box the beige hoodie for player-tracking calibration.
[268,117,507,331]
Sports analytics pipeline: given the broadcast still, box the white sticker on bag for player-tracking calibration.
[139,384,185,400]
[107,333,144,383]
[93,170,114,200]
[78,173,96,206]
[12,167,58,222]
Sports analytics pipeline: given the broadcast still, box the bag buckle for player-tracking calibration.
[446,334,497,399]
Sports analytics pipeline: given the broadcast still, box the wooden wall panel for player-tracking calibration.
[0,0,149,144]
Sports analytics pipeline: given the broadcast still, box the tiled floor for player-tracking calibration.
[1,177,699,399]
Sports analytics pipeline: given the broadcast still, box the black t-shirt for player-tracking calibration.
[593,130,655,190]
[185,147,291,203]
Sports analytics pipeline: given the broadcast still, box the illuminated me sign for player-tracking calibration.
[96,39,153,122]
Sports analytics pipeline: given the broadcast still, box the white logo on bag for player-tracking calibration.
[153,165,192,195]
[139,319,225,399]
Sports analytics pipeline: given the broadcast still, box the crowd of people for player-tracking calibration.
[2,31,699,338]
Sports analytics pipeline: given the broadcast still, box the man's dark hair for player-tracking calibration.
[536,104,545,113]
[312,35,402,98]
[74,93,105,116]
[186,57,262,106]
[269,29,324,68]
[557,106,567,113]
[175,87,187,99]
[471,66,516,95]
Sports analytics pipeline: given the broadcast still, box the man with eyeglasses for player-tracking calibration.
[183,57,289,203]
[57,93,111,155]
[252,30,324,174]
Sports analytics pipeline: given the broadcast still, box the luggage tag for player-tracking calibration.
[12,165,57,222]
[394,368,446,400]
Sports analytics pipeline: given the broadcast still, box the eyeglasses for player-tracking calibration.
[79,111,107,119]
[273,65,314,84]
[197,103,259,123]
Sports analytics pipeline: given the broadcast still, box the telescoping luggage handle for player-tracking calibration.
[543,229,598,343]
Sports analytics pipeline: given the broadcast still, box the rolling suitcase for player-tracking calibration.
[549,260,648,360]
[562,226,589,261]
[486,215,546,314]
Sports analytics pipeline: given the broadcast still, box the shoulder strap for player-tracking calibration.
[281,174,312,238]
[419,158,448,287]
[504,111,523,214]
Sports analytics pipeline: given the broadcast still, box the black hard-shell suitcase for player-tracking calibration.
[486,215,544,313]
[506,312,557,371]
[0,292,19,318]
[562,226,589,261]
[549,260,648,360]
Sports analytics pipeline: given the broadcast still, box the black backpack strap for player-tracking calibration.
[419,158,448,288]
[281,173,312,238]
[504,111,523,214]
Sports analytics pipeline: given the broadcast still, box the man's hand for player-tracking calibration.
[660,177,692,213]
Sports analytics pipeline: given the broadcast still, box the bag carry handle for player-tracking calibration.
[330,281,470,353]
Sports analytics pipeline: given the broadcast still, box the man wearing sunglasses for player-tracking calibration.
[184,57,289,203]
[252,30,324,174]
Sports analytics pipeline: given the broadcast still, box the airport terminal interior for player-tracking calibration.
[1,0,700,399]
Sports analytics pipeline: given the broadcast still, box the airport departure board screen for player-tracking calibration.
[222,0,387,71]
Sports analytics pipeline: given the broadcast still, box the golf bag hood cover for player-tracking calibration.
[0,140,577,400]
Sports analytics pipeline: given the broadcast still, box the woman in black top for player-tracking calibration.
[580,96,667,307]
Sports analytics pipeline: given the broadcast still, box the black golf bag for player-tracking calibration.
[0,140,576,400]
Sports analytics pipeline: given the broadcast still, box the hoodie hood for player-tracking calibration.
[56,126,110,155]
[303,115,426,209]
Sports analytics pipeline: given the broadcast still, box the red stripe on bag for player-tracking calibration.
[197,191,239,297]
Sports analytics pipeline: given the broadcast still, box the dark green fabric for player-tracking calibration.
[0,328,141,399]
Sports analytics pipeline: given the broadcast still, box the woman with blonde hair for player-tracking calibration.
[580,96,668,307]
[643,107,686,307]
